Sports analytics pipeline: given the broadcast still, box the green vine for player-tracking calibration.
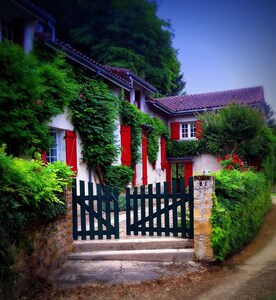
[120,98,169,165]
[167,139,206,157]
[70,72,120,184]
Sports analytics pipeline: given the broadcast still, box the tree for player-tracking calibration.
[32,0,185,96]
[0,41,78,156]
[198,103,266,158]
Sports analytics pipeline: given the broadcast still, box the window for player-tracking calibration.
[46,130,58,163]
[181,122,196,140]
[1,18,13,42]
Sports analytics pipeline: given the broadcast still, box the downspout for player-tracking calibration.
[47,21,55,41]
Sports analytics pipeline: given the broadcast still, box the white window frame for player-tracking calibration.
[180,122,196,140]
[46,128,66,163]
[0,17,13,43]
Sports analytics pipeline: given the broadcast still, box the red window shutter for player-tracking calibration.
[184,162,193,188]
[121,124,132,166]
[65,130,78,172]
[161,137,167,170]
[170,122,180,140]
[142,132,148,185]
[42,151,47,164]
[195,120,203,139]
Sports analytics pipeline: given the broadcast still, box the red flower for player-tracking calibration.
[233,159,238,164]
[217,157,222,162]
[229,164,233,169]
[36,100,41,105]
[79,93,84,98]
[233,154,238,159]
[225,154,230,159]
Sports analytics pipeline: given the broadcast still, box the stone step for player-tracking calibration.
[73,237,193,252]
[69,248,194,262]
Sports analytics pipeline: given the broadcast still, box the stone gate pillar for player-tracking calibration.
[193,176,215,261]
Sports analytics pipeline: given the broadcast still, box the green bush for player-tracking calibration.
[0,145,74,286]
[104,165,134,192]
[211,169,271,260]
[166,139,205,157]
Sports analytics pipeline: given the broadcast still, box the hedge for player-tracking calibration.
[211,169,272,260]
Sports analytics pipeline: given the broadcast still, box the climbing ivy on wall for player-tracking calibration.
[120,99,169,166]
[70,72,120,183]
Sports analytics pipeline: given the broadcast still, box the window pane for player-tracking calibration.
[181,124,188,138]
[190,123,196,138]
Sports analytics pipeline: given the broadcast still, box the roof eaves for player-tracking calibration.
[10,0,55,24]
[129,72,158,94]
[148,100,173,116]
[44,39,131,91]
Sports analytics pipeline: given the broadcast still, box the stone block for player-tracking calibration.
[194,219,212,235]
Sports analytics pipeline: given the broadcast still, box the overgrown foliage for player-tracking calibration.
[70,74,120,185]
[0,41,78,156]
[166,140,205,157]
[210,169,271,260]
[120,99,169,165]
[104,165,134,193]
[198,104,265,157]
[32,0,185,95]
[0,145,74,289]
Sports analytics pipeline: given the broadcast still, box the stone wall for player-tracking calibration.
[12,189,73,296]
[193,176,215,261]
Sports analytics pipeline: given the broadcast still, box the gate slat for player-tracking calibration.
[156,183,162,236]
[97,184,103,240]
[80,181,87,240]
[126,187,131,236]
[172,180,178,237]
[148,184,154,236]
[105,185,111,239]
[133,186,138,236]
[88,182,95,240]
[140,186,146,236]
[164,181,170,236]
[72,179,78,240]
[180,178,186,238]
[113,187,120,239]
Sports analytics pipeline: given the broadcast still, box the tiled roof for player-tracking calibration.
[38,35,131,90]
[38,34,157,93]
[152,86,265,114]
[104,66,158,93]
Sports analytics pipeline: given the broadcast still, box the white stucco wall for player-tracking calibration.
[48,110,96,190]
[193,153,222,175]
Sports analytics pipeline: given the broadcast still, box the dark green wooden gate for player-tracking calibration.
[125,178,194,239]
[72,178,194,240]
[72,179,120,240]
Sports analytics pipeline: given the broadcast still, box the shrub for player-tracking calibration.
[0,145,74,285]
[104,165,134,192]
[211,169,271,260]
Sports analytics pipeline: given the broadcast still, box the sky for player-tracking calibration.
[157,0,276,113]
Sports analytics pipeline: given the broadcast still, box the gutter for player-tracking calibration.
[45,40,131,91]
[127,72,157,94]
[11,0,56,24]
